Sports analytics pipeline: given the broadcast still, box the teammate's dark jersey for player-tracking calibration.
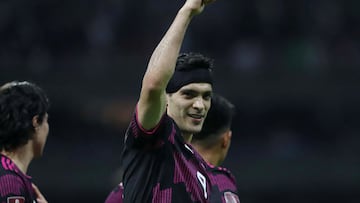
[121,109,212,203]
[0,155,37,203]
[104,182,123,203]
[206,164,240,203]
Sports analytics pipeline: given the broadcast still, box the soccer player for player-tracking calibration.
[106,94,239,203]
[120,0,216,202]
[191,94,240,203]
[0,81,49,203]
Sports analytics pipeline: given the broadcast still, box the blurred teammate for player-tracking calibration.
[192,94,240,202]
[120,0,217,202]
[0,81,49,203]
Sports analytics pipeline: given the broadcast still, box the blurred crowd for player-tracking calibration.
[1,0,359,202]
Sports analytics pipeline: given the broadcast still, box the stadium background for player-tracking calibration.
[1,0,359,202]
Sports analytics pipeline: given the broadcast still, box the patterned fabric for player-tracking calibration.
[121,110,212,203]
[105,183,123,203]
[0,155,37,203]
[206,164,240,203]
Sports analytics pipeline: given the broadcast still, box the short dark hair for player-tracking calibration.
[166,52,214,93]
[175,52,214,71]
[193,94,235,142]
[0,81,50,151]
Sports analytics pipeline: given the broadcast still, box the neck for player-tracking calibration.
[1,143,34,174]
[192,145,221,166]
[182,133,193,143]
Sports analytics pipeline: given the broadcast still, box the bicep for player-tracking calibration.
[137,87,167,130]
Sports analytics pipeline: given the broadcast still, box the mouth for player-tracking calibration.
[188,114,204,123]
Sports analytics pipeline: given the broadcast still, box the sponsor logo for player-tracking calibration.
[7,196,25,203]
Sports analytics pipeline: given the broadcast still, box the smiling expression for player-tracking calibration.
[167,83,212,135]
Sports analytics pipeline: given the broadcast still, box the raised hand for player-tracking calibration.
[32,183,48,203]
[182,0,216,16]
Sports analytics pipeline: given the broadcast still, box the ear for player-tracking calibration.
[32,115,40,129]
[221,130,232,148]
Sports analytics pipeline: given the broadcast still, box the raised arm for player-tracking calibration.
[137,0,214,130]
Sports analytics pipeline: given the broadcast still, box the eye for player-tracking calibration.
[203,93,212,101]
[182,90,196,99]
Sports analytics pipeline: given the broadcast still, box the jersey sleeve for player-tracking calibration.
[124,106,171,149]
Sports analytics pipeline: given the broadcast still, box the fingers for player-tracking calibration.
[36,198,48,203]
[32,183,40,195]
[32,183,48,203]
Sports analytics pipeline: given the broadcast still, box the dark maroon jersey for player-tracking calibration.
[104,182,123,203]
[0,155,37,203]
[121,109,211,203]
[206,164,240,203]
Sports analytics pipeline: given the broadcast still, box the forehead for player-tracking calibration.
[177,83,212,93]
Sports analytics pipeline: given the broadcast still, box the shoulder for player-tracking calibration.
[127,111,176,138]
[124,111,181,149]
[105,184,123,203]
[209,165,236,179]
[0,172,26,197]
[0,156,31,197]
[217,166,233,174]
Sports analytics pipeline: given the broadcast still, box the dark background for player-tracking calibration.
[1,0,359,202]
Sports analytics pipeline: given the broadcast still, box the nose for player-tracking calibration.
[193,98,205,110]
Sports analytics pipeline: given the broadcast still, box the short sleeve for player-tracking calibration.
[124,107,172,149]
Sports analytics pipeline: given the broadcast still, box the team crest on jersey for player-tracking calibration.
[7,196,25,203]
[224,191,240,203]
